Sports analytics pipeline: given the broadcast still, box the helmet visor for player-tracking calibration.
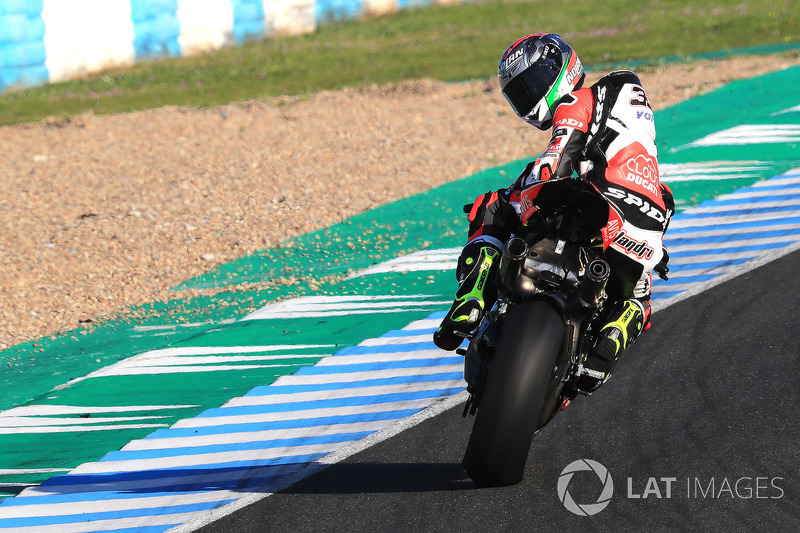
[501,59,560,118]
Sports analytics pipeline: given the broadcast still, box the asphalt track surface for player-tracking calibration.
[199,249,800,532]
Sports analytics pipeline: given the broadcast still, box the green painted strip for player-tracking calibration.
[657,70,800,155]
[656,66,800,206]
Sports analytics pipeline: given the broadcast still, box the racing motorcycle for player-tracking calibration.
[458,175,630,487]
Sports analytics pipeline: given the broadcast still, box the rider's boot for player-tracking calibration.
[577,299,645,392]
[433,243,500,351]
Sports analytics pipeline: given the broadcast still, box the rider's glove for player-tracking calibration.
[654,247,670,280]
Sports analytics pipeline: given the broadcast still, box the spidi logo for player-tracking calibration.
[557,459,614,516]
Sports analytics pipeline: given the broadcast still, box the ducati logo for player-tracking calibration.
[625,154,659,196]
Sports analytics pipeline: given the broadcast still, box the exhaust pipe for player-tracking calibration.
[579,259,610,305]
[498,237,535,297]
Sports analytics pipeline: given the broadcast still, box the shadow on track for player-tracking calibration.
[284,462,474,494]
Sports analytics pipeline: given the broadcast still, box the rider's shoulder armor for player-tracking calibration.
[583,70,656,160]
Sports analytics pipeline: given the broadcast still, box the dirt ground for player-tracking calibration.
[2,53,800,350]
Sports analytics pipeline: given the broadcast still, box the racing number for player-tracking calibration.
[630,86,652,109]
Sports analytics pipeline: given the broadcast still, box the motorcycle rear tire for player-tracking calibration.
[462,300,564,487]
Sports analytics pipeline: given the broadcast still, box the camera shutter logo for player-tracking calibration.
[557,459,614,516]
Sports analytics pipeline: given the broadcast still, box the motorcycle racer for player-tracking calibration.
[433,33,674,392]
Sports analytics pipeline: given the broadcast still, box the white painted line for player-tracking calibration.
[683,198,800,214]
[313,351,454,367]
[84,364,301,378]
[660,161,768,173]
[771,103,800,116]
[252,300,449,312]
[134,345,335,356]
[6,511,213,533]
[0,416,166,428]
[54,344,337,390]
[713,186,800,200]
[652,282,702,293]
[397,318,440,331]
[346,261,458,278]
[750,175,800,187]
[0,405,198,417]
[666,222,800,240]
[0,424,168,435]
[172,398,443,428]
[19,463,305,498]
[133,321,215,332]
[669,251,759,263]
[91,354,329,370]
[267,364,463,386]
[345,248,461,279]
[0,469,71,475]
[361,249,461,264]
[241,295,449,318]
[661,265,739,278]
[221,380,463,408]
[685,124,800,147]
[0,489,240,519]
[668,235,798,252]
[70,442,343,474]
[358,334,435,346]
[668,209,800,229]
[121,420,397,451]
[659,161,771,182]
[662,172,763,182]
[242,295,446,320]
[245,306,450,320]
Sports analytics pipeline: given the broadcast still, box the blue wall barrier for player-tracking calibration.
[397,0,435,9]
[315,0,364,23]
[233,0,265,45]
[131,0,180,59]
[0,0,471,95]
[0,0,47,92]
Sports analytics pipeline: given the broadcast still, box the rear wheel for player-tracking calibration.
[462,300,564,487]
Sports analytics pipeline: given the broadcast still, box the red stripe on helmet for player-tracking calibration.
[566,50,578,72]
[502,33,546,59]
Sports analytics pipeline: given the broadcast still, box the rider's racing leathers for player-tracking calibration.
[435,70,674,387]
